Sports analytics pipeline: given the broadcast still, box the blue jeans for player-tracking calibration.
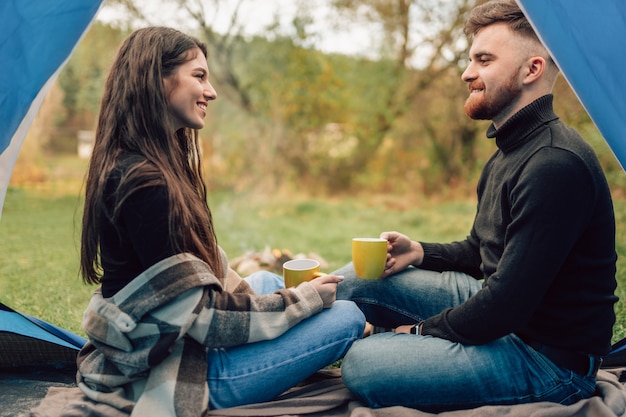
[207,271,365,409]
[334,263,597,412]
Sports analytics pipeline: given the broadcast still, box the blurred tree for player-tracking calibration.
[11,83,65,185]
[110,0,257,111]
[55,22,127,151]
[67,0,606,197]
[326,0,479,193]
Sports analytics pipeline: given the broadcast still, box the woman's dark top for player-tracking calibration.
[99,155,175,298]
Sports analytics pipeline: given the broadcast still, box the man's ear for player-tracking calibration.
[523,56,546,85]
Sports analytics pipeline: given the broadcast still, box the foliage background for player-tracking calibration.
[14,0,626,197]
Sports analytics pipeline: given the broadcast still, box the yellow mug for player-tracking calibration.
[352,238,387,279]
[283,259,322,288]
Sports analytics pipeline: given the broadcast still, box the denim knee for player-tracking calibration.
[340,338,372,394]
[333,300,366,341]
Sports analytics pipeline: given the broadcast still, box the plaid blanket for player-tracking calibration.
[76,252,323,417]
[32,367,626,417]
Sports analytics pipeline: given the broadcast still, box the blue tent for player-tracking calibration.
[0,0,103,221]
[517,0,626,170]
[0,303,86,369]
[0,0,101,365]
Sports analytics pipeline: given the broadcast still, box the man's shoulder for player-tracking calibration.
[523,132,606,188]
[540,120,603,169]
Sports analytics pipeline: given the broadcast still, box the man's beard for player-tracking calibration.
[464,71,522,121]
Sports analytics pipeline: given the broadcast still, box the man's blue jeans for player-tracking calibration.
[334,263,597,412]
[206,271,365,409]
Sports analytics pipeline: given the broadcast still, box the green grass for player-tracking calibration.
[211,191,476,271]
[0,187,90,333]
[2,180,626,345]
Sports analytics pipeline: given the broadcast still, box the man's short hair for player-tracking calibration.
[465,0,557,71]
[465,0,538,42]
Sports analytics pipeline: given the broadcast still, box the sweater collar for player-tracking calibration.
[486,94,559,153]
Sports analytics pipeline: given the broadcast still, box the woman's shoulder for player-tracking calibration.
[107,153,165,191]
[116,152,152,171]
[116,153,162,177]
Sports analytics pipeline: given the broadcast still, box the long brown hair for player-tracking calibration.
[80,27,223,284]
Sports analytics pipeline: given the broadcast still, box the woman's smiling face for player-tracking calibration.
[163,47,217,131]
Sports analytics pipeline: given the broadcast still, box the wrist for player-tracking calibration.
[411,241,424,266]
[410,321,425,335]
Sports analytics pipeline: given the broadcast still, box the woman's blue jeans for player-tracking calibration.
[206,271,365,409]
[334,263,597,412]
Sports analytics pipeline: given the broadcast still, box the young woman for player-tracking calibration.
[77,26,364,414]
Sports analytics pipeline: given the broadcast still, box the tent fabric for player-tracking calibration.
[606,338,626,368]
[0,303,86,369]
[0,333,79,369]
[0,0,103,220]
[516,0,626,170]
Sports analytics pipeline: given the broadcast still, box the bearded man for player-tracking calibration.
[335,0,618,412]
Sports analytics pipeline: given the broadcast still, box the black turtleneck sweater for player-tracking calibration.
[419,95,618,356]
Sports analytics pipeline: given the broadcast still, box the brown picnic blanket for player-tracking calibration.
[30,367,626,417]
